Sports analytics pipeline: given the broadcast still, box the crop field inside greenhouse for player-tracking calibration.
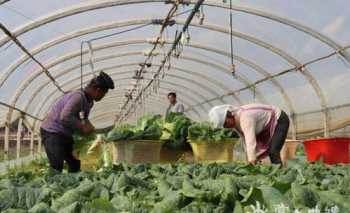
[0,0,350,212]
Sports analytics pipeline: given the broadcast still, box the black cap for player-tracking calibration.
[95,71,115,90]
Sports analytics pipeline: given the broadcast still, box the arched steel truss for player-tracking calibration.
[1,0,347,153]
[0,0,347,62]
[0,19,328,112]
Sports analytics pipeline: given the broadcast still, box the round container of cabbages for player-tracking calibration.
[113,140,163,164]
[189,139,238,163]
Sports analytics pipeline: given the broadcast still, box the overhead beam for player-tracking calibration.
[0,19,324,116]
[16,49,253,125]
[0,14,326,136]
[7,52,235,136]
[0,0,346,62]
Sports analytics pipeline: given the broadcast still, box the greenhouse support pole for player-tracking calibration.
[16,117,23,159]
[4,122,9,161]
[292,113,298,140]
[323,109,330,137]
[288,112,297,140]
[37,134,42,154]
[22,118,33,134]
[30,131,34,156]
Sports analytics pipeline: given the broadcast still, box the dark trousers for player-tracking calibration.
[269,111,290,164]
[40,129,80,173]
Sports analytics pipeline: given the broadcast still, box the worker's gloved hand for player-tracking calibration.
[81,120,95,135]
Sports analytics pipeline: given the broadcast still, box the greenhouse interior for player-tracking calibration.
[0,0,350,212]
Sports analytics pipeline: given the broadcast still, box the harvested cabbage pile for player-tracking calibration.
[106,114,163,142]
[188,122,239,143]
[0,162,349,212]
[106,114,239,145]
[161,112,192,149]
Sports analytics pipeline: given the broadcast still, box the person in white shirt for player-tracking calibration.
[208,103,290,165]
[166,92,185,116]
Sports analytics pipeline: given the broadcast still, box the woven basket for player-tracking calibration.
[113,140,163,164]
[189,139,238,163]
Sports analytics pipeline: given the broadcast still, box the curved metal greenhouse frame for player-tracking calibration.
[0,0,349,162]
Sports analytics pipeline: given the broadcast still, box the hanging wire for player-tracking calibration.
[186,45,350,109]
[75,8,196,118]
[229,0,235,76]
[88,23,152,42]
[87,41,95,76]
[117,4,180,122]
[0,23,64,93]
[336,53,350,70]
[175,6,180,34]
[199,6,205,25]
[252,85,256,102]
[175,8,193,17]
[117,0,205,122]
[0,41,14,53]
[186,28,191,44]
[78,7,194,123]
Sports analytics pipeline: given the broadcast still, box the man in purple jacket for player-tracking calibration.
[40,72,114,172]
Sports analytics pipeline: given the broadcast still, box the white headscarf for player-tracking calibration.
[208,105,240,128]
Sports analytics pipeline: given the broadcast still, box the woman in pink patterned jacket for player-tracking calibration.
[209,103,290,165]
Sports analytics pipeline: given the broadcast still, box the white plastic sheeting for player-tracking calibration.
[0,0,349,139]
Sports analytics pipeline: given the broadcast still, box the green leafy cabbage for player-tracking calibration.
[1,162,350,212]
[188,122,239,142]
[106,114,163,142]
[161,112,192,149]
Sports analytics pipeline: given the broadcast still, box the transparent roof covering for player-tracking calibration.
[0,0,350,139]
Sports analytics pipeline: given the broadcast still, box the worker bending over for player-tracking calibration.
[40,72,114,172]
[209,103,290,165]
